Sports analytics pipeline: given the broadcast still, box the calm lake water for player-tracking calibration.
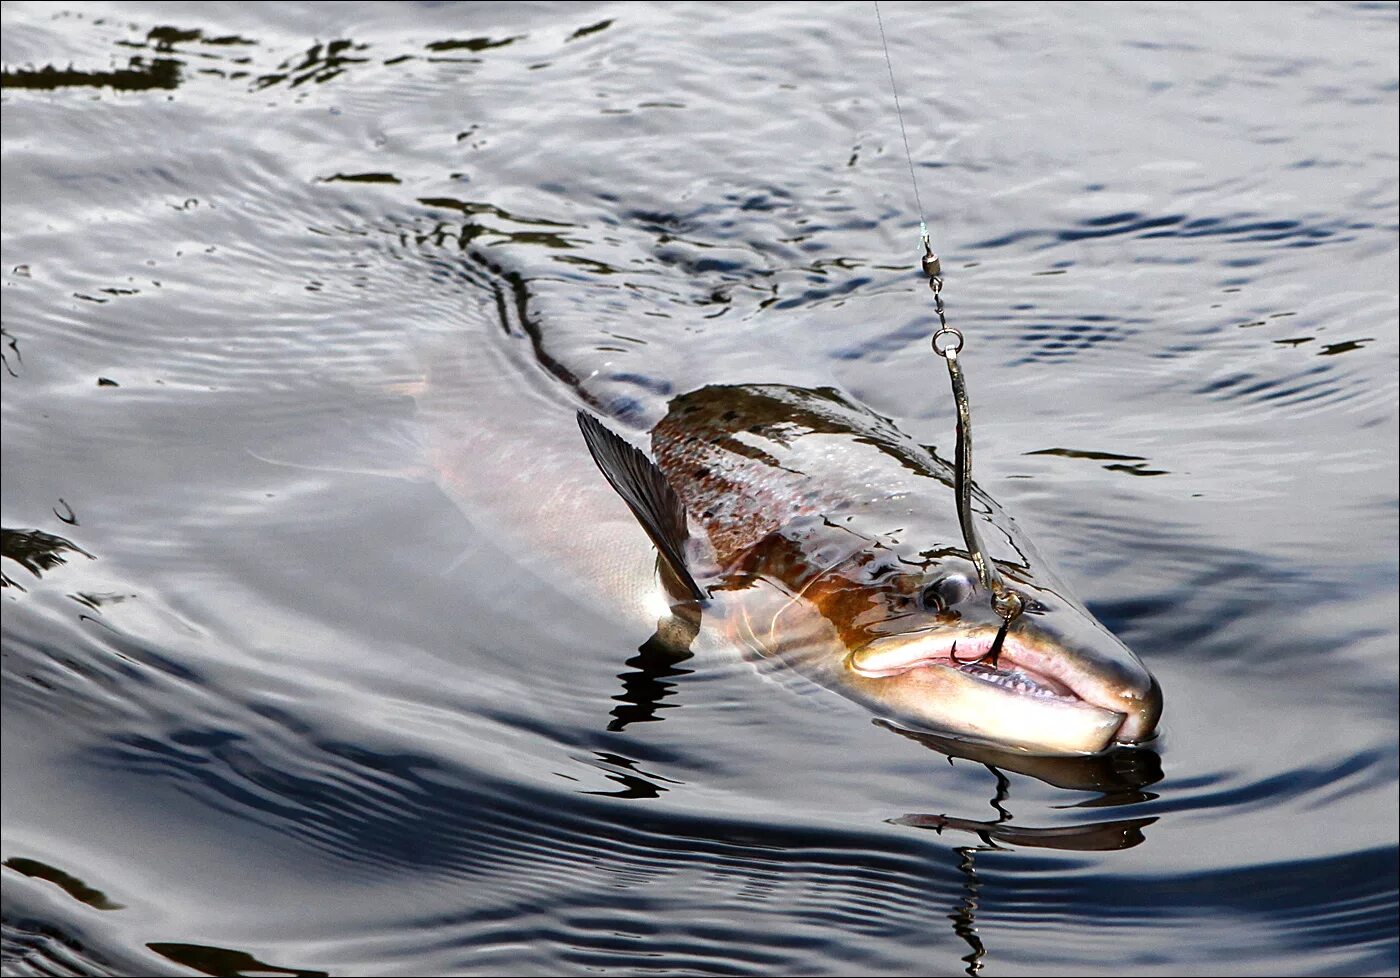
[3,2,1397,976]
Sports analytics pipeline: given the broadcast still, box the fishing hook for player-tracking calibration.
[948,612,1016,670]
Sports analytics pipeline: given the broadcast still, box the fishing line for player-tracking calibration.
[873,0,927,246]
[872,2,1025,651]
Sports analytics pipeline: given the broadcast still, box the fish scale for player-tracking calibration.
[652,384,961,566]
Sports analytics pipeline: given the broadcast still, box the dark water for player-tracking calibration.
[3,2,1397,975]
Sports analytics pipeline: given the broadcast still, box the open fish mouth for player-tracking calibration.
[847,630,1135,753]
[852,632,1078,700]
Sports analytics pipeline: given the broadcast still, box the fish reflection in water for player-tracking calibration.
[883,724,1161,976]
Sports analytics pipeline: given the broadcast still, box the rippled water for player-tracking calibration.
[3,2,1397,975]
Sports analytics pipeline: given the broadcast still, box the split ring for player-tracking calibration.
[932,328,964,357]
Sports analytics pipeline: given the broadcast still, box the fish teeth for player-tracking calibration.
[958,662,1065,699]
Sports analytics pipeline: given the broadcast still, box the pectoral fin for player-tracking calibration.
[577,411,705,602]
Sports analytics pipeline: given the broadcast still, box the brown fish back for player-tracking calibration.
[651,385,958,567]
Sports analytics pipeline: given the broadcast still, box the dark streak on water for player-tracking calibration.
[2,2,1397,976]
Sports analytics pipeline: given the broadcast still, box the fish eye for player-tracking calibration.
[921,574,974,612]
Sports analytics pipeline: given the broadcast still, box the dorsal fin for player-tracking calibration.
[577,411,705,602]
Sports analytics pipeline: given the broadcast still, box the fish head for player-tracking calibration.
[725,526,1161,756]
[793,546,1163,755]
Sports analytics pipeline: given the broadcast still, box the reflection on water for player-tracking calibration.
[0,526,93,590]
[888,732,1161,975]
[147,942,329,978]
[3,859,123,912]
[608,631,695,733]
[2,1,1396,976]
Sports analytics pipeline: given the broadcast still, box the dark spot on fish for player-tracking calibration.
[747,424,764,434]
[684,405,701,415]
[694,467,709,479]
[702,510,714,519]
[721,410,739,421]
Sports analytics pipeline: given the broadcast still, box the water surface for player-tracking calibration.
[3,2,1397,976]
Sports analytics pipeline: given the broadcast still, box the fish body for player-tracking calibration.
[576,382,1161,756]
[418,335,1160,756]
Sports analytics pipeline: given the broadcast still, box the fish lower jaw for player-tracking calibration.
[847,633,1133,755]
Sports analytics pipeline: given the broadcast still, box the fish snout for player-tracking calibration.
[1005,607,1163,747]
[1054,627,1163,745]
[1115,672,1163,744]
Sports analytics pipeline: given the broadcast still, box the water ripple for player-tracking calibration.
[3,1,1396,975]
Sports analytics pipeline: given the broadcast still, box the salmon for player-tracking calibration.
[575,382,1162,755]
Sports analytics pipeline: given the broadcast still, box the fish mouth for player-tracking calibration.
[853,631,1083,701]
[848,630,1134,754]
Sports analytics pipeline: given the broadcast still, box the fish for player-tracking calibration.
[417,335,1160,757]
[573,383,1162,756]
